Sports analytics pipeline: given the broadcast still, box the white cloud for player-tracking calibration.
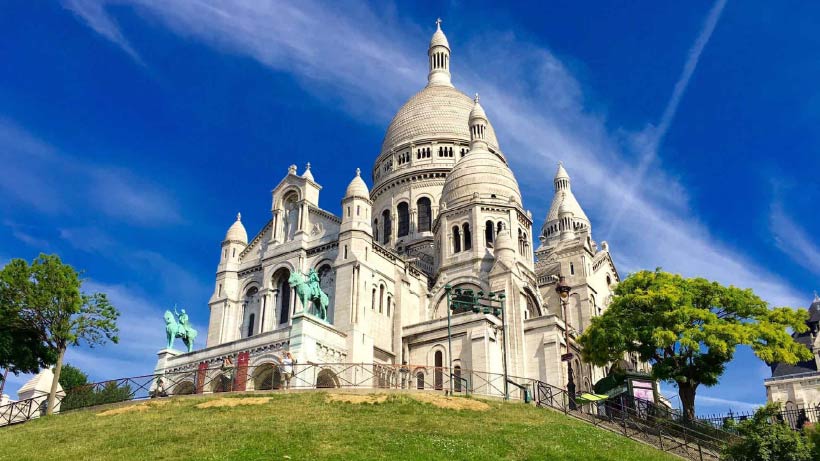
[771,202,820,278]
[63,0,144,64]
[61,0,807,311]
[0,120,182,227]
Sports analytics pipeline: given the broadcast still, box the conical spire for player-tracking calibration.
[427,18,452,87]
[554,162,570,191]
[301,162,314,181]
[468,94,489,151]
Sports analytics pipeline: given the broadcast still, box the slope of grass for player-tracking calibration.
[0,391,678,461]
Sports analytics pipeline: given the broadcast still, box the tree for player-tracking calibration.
[722,403,812,461]
[0,259,57,375]
[8,254,120,415]
[578,269,811,420]
[58,363,88,391]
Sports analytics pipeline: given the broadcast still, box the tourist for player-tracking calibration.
[282,351,294,389]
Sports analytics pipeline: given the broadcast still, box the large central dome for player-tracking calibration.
[380,85,500,156]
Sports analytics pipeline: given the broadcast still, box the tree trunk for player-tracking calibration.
[678,381,698,421]
[46,348,65,415]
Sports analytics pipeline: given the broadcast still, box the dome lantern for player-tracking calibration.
[427,18,452,87]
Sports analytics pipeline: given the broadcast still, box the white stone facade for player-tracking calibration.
[155,22,623,395]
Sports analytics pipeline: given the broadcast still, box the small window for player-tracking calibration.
[452,226,461,253]
[372,288,376,310]
[247,313,255,337]
[387,296,391,316]
[232,248,236,257]
[379,285,385,313]
[344,245,348,259]
[218,283,222,296]
[570,262,575,275]
[356,205,360,216]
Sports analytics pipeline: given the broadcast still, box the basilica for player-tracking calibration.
[154,22,621,395]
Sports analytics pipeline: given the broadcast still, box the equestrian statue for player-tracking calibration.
[164,305,198,352]
[288,269,329,321]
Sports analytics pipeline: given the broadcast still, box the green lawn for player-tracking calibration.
[0,391,678,461]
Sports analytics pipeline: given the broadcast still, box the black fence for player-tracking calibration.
[534,380,739,461]
[0,363,536,427]
[699,403,820,431]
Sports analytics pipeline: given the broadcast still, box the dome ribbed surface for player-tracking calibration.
[225,214,248,244]
[345,173,370,199]
[430,28,450,49]
[441,150,520,207]
[380,85,499,156]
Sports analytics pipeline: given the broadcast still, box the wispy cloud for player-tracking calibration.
[62,0,144,65]
[608,0,728,231]
[0,119,182,227]
[62,0,806,311]
[696,394,762,414]
[771,202,820,278]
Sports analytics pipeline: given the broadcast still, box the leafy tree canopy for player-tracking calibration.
[579,269,812,420]
[0,259,57,375]
[58,363,89,391]
[1,254,120,414]
[722,403,813,461]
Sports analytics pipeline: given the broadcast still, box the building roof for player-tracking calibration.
[380,84,500,157]
[224,213,248,244]
[441,149,521,208]
[344,168,370,199]
[17,368,64,400]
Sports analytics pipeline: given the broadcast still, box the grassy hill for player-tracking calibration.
[0,391,678,461]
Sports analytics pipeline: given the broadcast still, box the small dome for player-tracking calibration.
[555,162,570,181]
[224,213,248,244]
[493,227,516,263]
[301,162,314,182]
[430,24,450,50]
[441,150,521,207]
[345,168,370,199]
[469,94,487,121]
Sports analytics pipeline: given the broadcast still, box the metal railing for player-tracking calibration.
[699,403,820,431]
[533,380,739,461]
[0,363,536,427]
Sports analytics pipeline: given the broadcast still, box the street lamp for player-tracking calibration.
[556,275,577,410]
[445,285,508,400]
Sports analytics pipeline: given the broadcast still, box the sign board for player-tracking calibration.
[561,353,574,362]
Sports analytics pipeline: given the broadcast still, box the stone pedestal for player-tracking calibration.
[155,349,181,374]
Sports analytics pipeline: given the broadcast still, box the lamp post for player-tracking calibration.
[445,285,508,400]
[556,275,576,410]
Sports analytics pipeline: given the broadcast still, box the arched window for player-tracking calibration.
[373,219,379,242]
[606,274,612,286]
[381,210,391,244]
[417,197,432,232]
[454,366,462,392]
[416,372,425,389]
[434,351,443,390]
[379,285,385,313]
[497,221,504,233]
[274,269,291,325]
[452,226,461,253]
[462,223,472,251]
[247,313,255,337]
[397,202,409,237]
[485,221,494,247]
[386,295,391,316]
[372,288,377,311]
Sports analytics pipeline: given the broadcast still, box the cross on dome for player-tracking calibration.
[356,167,361,177]
[436,18,442,29]
[236,212,241,221]
[474,93,480,103]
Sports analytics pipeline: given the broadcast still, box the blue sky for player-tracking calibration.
[1,1,818,416]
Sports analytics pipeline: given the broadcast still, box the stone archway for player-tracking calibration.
[316,369,339,389]
[174,381,195,395]
[252,363,282,391]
